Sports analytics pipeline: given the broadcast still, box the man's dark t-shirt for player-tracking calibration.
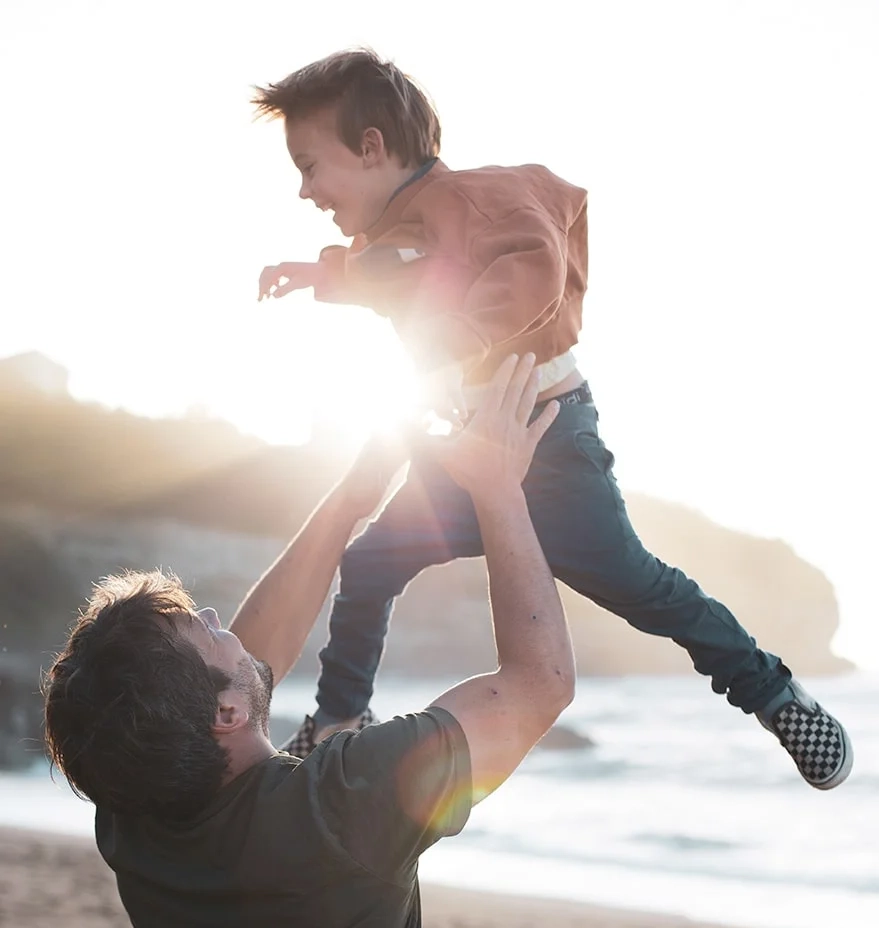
[94,708,471,927]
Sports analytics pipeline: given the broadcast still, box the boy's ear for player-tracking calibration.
[361,127,386,164]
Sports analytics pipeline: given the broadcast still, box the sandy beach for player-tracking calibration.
[0,825,739,928]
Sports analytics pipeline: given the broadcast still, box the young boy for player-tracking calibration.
[252,49,852,789]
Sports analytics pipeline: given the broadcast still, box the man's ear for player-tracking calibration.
[212,690,250,736]
[361,127,386,166]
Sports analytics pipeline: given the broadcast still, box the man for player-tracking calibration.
[43,354,573,928]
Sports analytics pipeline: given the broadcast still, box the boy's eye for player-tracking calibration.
[303,164,315,176]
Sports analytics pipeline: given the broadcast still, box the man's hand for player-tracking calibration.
[432,353,559,498]
[258,262,322,301]
[429,353,572,806]
[419,362,467,431]
[337,430,410,519]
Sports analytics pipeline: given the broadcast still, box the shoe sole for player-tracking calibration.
[809,728,854,790]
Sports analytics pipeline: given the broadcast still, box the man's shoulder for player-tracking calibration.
[310,707,471,812]
[315,707,468,765]
[96,752,309,840]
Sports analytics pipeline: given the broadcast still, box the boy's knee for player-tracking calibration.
[338,543,377,590]
[569,541,678,606]
[337,543,410,600]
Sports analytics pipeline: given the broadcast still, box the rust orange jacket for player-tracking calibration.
[314,159,588,386]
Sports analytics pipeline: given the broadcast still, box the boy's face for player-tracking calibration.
[285,109,398,237]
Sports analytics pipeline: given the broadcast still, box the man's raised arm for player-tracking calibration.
[229,437,405,687]
[430,353,576,801]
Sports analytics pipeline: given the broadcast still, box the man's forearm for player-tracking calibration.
[475,485,575,697]
[229,485,361,685]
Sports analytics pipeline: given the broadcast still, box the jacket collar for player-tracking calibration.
[365,158,449,241]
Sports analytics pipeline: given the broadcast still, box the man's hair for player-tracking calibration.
[252,48,441,167]
[43,571,231,821]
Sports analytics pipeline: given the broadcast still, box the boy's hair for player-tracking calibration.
[43,570,231,821]
[252,48,441,167]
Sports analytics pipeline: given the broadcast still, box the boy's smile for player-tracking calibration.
[285,108,413,237]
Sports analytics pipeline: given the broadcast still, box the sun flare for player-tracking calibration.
[206,304,423,449]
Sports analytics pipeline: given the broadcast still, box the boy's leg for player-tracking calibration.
[315,450,482,722]
[525,392,851,788]
[527,397,787,710]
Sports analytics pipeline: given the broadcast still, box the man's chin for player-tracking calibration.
[251,659,274,736]
[255,658,274,693]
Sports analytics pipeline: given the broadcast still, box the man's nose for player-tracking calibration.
[198,607,221,630]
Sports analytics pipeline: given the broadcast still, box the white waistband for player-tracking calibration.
[462,350,578,411]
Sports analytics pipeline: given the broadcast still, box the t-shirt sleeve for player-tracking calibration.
[309,707,472,881]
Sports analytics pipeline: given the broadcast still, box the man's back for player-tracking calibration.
[96,710,471,928]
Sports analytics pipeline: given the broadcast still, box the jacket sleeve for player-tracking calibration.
[312,243,365,305]
[312,240,424,314]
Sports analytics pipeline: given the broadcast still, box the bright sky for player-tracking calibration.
[1,1,877,667]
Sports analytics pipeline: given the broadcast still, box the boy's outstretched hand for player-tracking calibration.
[258,262,322,301]
[431,353,559,498]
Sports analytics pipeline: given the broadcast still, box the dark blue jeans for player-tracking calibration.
[317,386,790,718]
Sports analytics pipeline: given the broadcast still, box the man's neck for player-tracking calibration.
[220,734,277,786]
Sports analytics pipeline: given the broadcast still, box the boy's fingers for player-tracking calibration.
[272,281,298,298]
[526,399,559,448]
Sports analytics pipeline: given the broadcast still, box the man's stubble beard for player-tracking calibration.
[251,658,274,737]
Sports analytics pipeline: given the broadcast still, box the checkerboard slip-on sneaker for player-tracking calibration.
[280,708,380,759]
[756,680,853,790]
[281,715,318,759]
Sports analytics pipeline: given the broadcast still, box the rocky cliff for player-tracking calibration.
[0,357,852,767]
[2,491,849,683]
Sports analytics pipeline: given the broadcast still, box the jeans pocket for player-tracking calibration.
[572,430,617,475]
[570,429,634,541]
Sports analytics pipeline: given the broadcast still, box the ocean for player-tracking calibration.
[2,672,877,928]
